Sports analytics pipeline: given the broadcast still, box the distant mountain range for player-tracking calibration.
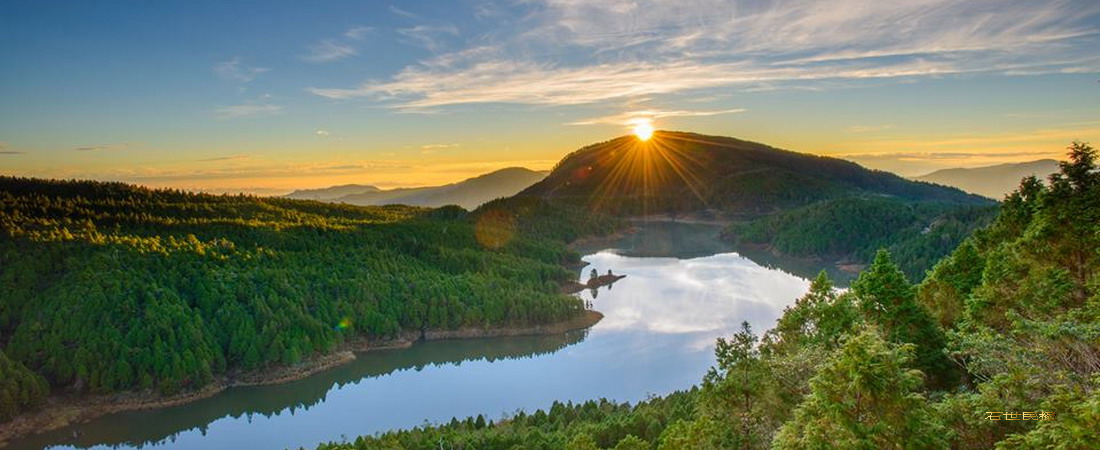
[285,167,548,210]
[913,159,1060,199]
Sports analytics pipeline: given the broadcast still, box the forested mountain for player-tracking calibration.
[520,131,985,215]
[727,197,997,280]
[0,176,613,421]
[914,159,1060,199]
[517,131,994,277]
[323,141,1099,449]
[287,167,548,210]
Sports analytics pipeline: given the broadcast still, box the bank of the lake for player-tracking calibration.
[6,222,832,450]
[0,311,603,448]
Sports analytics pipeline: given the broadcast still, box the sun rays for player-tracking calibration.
[580,131,714,215]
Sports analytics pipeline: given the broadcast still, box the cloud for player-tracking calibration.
[847,124,894,133]
[570,108,747,126]
[196,154,250,162]
[308,54,969,108]
[315,129,330,137]
[344,26,373,40]
[389,6,418,19]
[396,24,459,52]
[76,143,130,151]
[213,58,268,82]
[0,151,23,155]
[303,25,377,62]
[303,40,357,62]
[841,151,1058,162]
[420,143,459,150]
[308,0,1100,110]
[215,103,283,119]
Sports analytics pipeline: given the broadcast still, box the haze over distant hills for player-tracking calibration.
[284,184,381,201]
[286,167,547,210]
[913,159,1060,199]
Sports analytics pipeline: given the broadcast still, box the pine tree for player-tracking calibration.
[773,328,947,449]
[852,249,955,387]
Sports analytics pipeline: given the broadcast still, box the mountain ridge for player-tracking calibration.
[287,167,548,210]
[913,159,1059,199]
[517,130,989,216]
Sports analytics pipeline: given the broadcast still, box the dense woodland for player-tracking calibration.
[727,197,998,280]
[318,142,1099,449]
[0,177,615,420]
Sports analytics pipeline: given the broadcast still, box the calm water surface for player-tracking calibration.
[14,223,818,450]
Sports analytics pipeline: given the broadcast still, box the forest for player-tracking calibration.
[726,197,998,280]
[317,141,1099,449]
[0,177,615,420]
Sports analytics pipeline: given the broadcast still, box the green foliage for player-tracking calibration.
[762,271,860,354]
[728,197,996,280]
[0,176,595,400]
[772,328,947,450]
[0,349,48,421]
[915,240,984,327]
[314,392,698,450]
[995,382,1100,449]
[696,322,782,448]
[851,250,955,388]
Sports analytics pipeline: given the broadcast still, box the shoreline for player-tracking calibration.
[0,310,603,448]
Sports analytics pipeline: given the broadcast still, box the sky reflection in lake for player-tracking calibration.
[24,250,810,450]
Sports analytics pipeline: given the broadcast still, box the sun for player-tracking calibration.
[632,120,654,141]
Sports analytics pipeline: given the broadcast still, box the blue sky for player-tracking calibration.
[1,0,1098,193]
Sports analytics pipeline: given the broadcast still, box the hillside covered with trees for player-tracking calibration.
[0,177,615,421]
[319,142,1099,449]
[727,197,997,280]
[517,131,994,277]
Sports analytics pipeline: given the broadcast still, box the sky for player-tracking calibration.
[1,0,1098,194]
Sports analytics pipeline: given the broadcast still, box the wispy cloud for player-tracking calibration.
[842,151,1058,161]
[213,58,268,82]
[570,108,747,126]
[308,0,1100,111]
[76,143,130,151]
[396,24,459,52]
[315,129,330,137]
[847,124,894,133]
[344,26,373,40]
[389,6,418,19]
[215,102,283,119]
[303,40,356,62]
[196,154,250,162]
[421,143,459,150]
[0,142,18,154]
[303,25,375,62]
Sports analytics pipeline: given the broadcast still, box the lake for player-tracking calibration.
[11,223,820,450]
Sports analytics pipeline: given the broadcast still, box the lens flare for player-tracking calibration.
[335,317,353,331]
[474,209,516,250]
[632,120,654,141]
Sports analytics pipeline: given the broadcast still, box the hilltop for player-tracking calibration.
[287,167,547,210]
[914,159,1060,199]
[519,131,987,216]
[512,131,996,278]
